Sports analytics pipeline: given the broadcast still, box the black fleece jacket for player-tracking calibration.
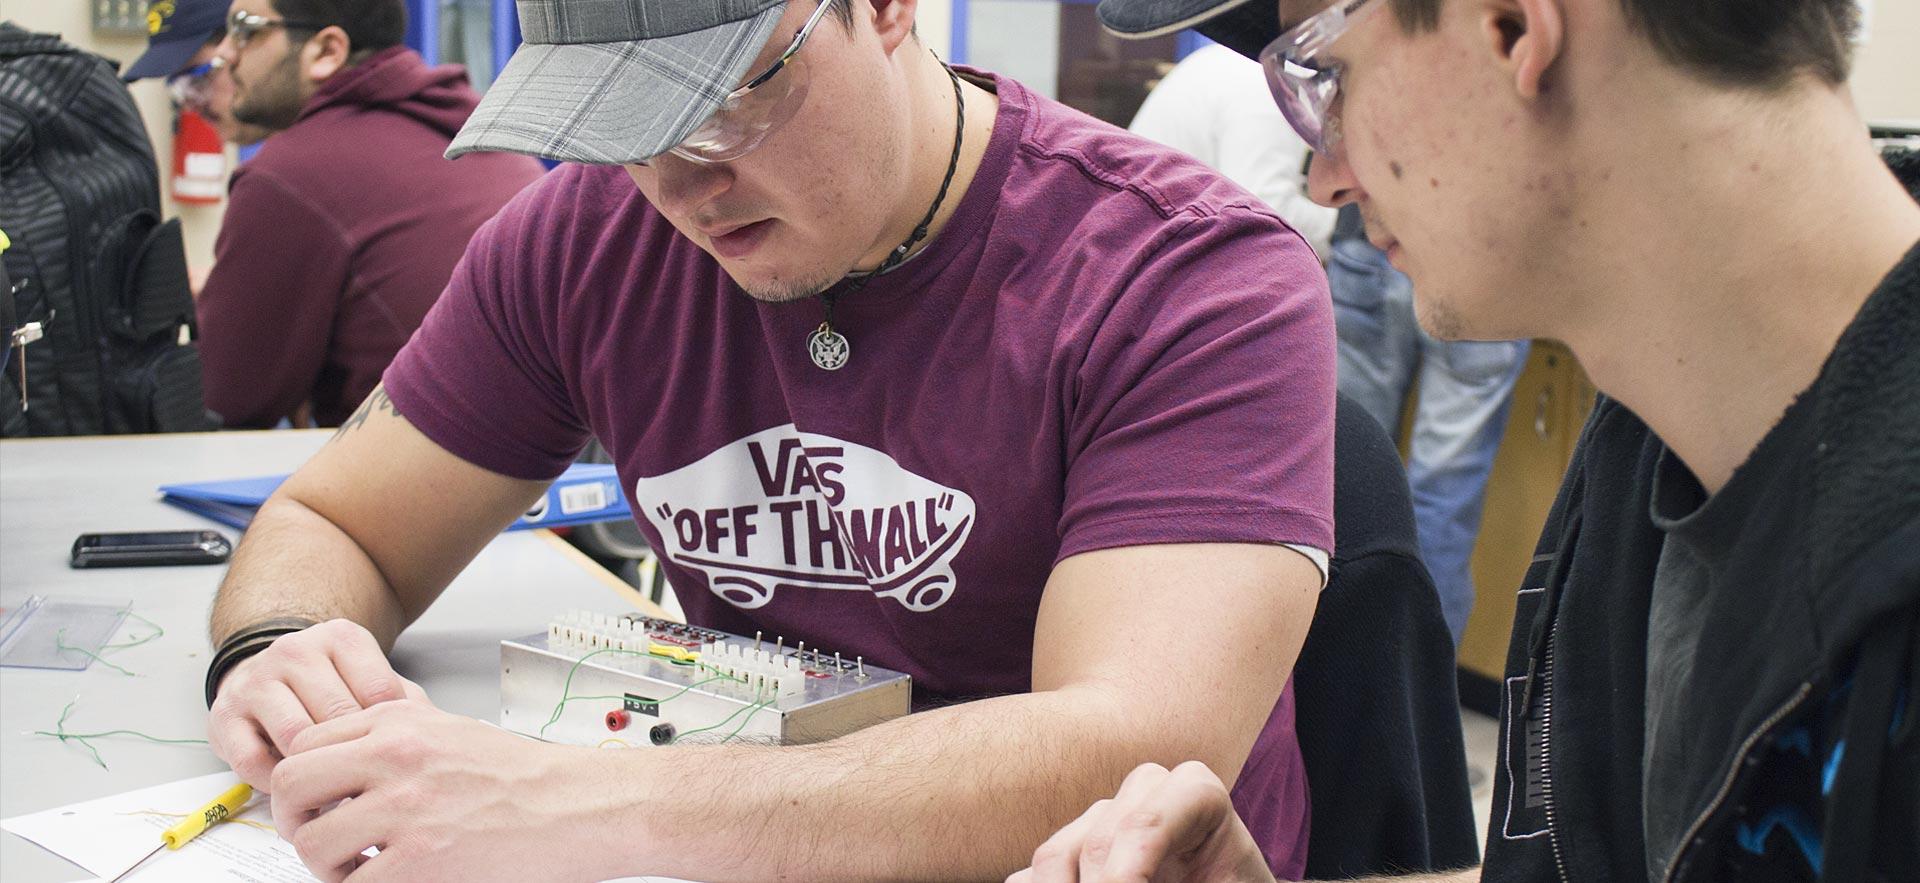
[1481,151,1920,883]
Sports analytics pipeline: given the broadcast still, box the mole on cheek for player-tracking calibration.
[1390,161,1404,180]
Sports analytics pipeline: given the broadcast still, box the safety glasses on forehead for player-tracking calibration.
[1259,0,1382,155]
[653,0,838,165]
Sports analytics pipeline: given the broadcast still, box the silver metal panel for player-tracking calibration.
[500,621,911,748]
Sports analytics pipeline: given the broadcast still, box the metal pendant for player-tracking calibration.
[808,324,849,371]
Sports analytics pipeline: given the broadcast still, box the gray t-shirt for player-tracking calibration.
[1643,389,1819,878]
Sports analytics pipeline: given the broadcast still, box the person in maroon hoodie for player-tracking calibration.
[196,0,544,427]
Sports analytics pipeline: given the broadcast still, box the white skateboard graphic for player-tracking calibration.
[633,425,976,612]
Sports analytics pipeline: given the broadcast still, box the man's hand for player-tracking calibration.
[206,387,548,789]
[270,701,606,883]
[1009,761,1276,883]
[208,619,427,788]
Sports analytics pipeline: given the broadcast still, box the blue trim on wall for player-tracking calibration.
[948,0,969,65]
[1174,31,1212,59]
[492,0,521,76]
[403,0,440,65]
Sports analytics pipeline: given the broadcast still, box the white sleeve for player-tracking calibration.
[1283,543,1332,589]
[1206,63,1338,257]
[1131,46,1338,259]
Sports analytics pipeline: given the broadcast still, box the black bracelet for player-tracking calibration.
[204,617,318,707]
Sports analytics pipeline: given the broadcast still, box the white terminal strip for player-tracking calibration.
[545,610,810,696]
[504,610,911,748]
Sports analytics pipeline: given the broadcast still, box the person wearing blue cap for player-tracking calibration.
[1018,0,1920,881]
[124,0,269,145]
[174,0,543,429]
[124,0,228,81]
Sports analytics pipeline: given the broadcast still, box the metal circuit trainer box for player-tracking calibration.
[500,611,912,748]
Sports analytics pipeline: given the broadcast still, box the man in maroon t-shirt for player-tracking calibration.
[199,1,1335,880]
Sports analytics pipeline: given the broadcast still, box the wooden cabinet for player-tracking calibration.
[1457,342,1596,691]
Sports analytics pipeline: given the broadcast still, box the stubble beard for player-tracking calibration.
[731,264,850,304]
[231,49,306,132]
[1418,294,1470,342]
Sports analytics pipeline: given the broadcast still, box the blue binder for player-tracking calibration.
[158,463,631,532]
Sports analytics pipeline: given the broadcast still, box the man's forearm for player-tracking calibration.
[592,686,1246,882]
[209,494,408,649]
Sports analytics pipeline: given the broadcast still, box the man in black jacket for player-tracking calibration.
[1015,0,1920,881]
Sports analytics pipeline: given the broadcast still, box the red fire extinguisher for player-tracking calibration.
[172,107,226,205]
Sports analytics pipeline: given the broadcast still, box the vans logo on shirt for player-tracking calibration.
[633,425,977,613]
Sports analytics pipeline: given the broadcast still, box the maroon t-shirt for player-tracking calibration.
[196,47,544,428]
[385,70,1332,877]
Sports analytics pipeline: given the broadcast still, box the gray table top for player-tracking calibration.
[0,430,659,881]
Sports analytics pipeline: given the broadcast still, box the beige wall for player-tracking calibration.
[4,0,228,271]
[918,0,951,63]
[1852,0,1920,124]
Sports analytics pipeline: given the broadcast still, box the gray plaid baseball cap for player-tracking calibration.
[1097,0,1281,60]
[447,0,787,164]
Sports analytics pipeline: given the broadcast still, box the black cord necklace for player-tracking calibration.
[808,54,967,371]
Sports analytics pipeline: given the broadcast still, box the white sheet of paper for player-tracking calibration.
[2,770,313,881]
[5,771,703,883]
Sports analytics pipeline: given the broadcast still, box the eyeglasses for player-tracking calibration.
[663,0,837,164]
[1258,0,1382,155]
[225,9,328,51]
[166,57,221,111]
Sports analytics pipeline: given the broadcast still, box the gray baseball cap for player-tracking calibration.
[1096,0,1281,60]
[447,0,786,164]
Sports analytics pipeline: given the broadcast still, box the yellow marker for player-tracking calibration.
[109,783,252,882]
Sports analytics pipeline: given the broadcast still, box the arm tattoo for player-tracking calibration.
[330,387,400,440]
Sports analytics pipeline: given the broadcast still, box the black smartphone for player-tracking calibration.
[70,530,233,568]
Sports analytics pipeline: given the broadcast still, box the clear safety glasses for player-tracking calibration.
[666,0,837,164]
[166,58,222,113]
[1258,0,1382,155]
[225,9,327,50]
